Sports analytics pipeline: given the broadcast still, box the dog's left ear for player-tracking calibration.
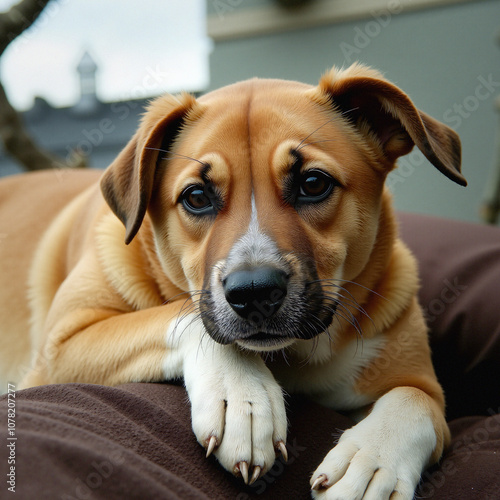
[310,64,466,186]
[101,93,198,244]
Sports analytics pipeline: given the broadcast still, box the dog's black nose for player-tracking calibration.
[223,267,289,323]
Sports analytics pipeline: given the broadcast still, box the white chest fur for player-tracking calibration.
[271,333,387,411]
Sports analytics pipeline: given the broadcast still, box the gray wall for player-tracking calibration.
[207,0,500,223]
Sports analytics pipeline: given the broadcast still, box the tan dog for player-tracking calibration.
[0,64,465,499]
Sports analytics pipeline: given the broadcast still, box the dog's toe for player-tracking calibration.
[212,390,282,478]
[311,447,377,500]
[311,443,416,500]
[361,468,397,499]
[184,342,287,480]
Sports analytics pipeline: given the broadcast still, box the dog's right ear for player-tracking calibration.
[101,92,198,244]
[309,64,466,187]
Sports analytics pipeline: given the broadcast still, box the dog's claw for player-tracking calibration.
[205,435,218,458]
[235,461,249,484]
[311,474,329,491]
[249,466,261,485]
[277,440,288,462]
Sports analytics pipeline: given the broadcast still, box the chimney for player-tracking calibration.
[74,51,100,114]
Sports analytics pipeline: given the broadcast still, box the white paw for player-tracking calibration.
[310,431,418,500]
[181,335,288,483]
[310,388,438,500]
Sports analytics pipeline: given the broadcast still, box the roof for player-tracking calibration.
[0,95,151,174]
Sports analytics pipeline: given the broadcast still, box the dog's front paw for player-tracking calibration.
[183,344,288,484]
[310,388,438,500]
[310,432,418,500]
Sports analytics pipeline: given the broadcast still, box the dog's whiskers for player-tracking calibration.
[299,277,382,361]
[295,107,359,151]
[296,139,337,150]
[166,273,379,367]
[314,277,383,327]
[166,289,212,358]
[262,347,292,367]
[318,277,388,301]
[322,289,363,313]
[144,147,208,169]
[298,321,326,365]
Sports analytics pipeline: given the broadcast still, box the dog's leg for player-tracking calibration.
[310,386,448,500]
[20,301,192,388]
[21,297,287,483]
[165,314,288,484]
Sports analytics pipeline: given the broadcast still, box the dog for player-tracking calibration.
[0,63,466,499]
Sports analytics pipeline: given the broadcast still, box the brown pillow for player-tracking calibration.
[3,382,499,499]
[398,212,500,419]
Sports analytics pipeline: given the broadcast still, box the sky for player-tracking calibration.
[0,0,210,110]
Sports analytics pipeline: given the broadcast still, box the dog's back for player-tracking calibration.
[0,169,100,387]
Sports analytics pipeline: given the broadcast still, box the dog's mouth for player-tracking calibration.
[235,332,297,352]
[200,297,337,351]
[246,332,278,341]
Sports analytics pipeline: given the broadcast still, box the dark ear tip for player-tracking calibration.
[439,164,467,186]
[124,221,140,245]
[448,162,467,186]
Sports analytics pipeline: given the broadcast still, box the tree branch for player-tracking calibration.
[0,79,63,170]
[0,0,52,56]
[0,0,87,171]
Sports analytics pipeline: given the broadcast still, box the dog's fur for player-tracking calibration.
[0,64,466,499]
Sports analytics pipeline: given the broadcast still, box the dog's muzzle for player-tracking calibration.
[200,256,336,351]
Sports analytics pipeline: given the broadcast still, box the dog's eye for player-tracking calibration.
[180,185,216,215]
[297,170,336,203]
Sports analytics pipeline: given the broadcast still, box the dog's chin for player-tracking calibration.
[235,334,297,352]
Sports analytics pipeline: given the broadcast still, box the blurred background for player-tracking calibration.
[0,0,499,224]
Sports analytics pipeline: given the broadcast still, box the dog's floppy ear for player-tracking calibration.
[311,64,466,186]
[101,93,198,244]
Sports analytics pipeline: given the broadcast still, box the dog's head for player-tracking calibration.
[101,64,465,351]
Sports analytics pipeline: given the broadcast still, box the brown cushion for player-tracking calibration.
[1,382,352,499]
[398,213,500,419]
[2,382,499,499]
[419,415,500,498]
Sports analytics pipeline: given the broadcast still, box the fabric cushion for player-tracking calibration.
[1,382,499,499]
[1,383,352,499]
[398,213,500,420]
